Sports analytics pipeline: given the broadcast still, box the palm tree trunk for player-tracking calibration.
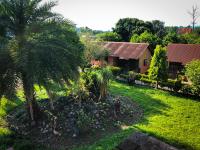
[22,74,39,124]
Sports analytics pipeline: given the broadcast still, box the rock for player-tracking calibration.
[53,130,61,136]
[72,133,77,138]
[117,139,139,150]
[116,132,179,150]
[7,147,14,150]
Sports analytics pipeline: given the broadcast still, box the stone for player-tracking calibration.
[116,132,179,150]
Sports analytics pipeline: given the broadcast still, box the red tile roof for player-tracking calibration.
[104,42,149,60]
[177,28,192,34]
[167,44,200,65]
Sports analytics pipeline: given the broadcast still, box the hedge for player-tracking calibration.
[109,66,121,76]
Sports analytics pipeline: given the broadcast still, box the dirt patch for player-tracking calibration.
[6,94,143,149]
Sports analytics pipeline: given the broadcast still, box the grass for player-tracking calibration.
[74,81,200,150]
[109,81,200,150]
[0,85,49,150]
[1,81,200,150]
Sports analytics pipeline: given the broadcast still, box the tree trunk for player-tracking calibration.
[22,74,40,124]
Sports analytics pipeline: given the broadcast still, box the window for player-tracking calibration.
[143,59,148,66]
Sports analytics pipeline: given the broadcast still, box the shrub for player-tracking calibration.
[82,67,113,100]
[135,73,142,80]
[185,60,200,94]
[160,79,182,92]
[140,78,156,85]
[181,84,193,96]
[127,71,137,85]
[109,66,121,76]
[119,74,129,80]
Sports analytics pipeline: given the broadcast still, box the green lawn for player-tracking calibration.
[75,81,200,150]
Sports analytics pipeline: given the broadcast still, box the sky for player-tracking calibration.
[52,0,200,31]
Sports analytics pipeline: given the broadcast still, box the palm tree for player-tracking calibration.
[0,0,83,124]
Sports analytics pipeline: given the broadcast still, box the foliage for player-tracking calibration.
[113,18,166,42]
[77,109,94,131]
[80,33,109,66]
[67,76,90,101]
[108,66,121,76]
[181,84,194,96]
[140,78,156,85]
[77,26,103,35]
[96,67,113,100]
[181,33,200,44]
[151,20,166,38]
[81,67,113,100]
[185,60,200,94]
[149,45,168,84]
[130,31,161,51]
[0,0,84,122]
[163,31,185,45]
[160,79,182,92]
[113,18,148,41]
[96,32,122,42]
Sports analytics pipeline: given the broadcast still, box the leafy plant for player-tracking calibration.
[109,66,121,76]
[77,109,94,132]
[148,45,168,88]
[185,60,200,94]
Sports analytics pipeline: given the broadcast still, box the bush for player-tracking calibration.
[181,84,193,96]
[140,78,156,85]
[135,73,142,80]
[160,79,182,92]
[109,66,121,76]
[119,74,129,80]
[185,60,200,94]
[82,67,112,100]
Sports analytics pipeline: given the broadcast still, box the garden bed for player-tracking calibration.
[6,94,143,150]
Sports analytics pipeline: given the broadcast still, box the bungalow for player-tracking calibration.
[167,44,200,78]
[104,42,151,74]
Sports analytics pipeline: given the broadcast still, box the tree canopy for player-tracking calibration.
[96,32,121,42]
[0,0,84,123]
[112,18,166,42]
[130,31,161,52]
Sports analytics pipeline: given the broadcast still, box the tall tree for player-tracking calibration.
[130,31,161,53]
[96,32,121,42]
[151,20,166,38]
[113,18,147,41]
[0,0,83,124]
[188,5,199,30]
[80,33,109,67]
[149,45,168,88]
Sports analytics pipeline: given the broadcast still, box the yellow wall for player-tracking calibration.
[139,48,151,73]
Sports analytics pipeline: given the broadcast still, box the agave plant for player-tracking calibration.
[0,0,83,123]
